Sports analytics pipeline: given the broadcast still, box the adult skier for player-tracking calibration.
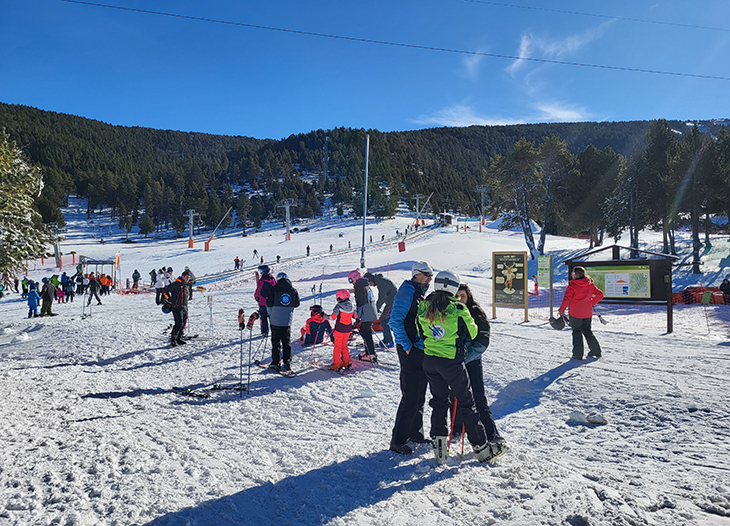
[388,261,432,455]
[365,272,397,349]
[558,266,604,360]
[254,265,277,336]
[155,269,166,304]
[266,272,300,373]
[164,270,191,347]
[86,274,102,306]
[132,269,141,290]
[348,269,378,362]
[39,277,56,317]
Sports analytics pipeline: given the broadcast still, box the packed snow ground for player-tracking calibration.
[1,198,730,526]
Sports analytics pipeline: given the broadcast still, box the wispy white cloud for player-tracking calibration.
[506,22,612,76]
[534,102,589,122]
[412,104,523,127]
[461,52,486,81]
[506,35,532,76]
[412,101,591,128]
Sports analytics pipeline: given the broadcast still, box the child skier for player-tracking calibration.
[330,289,356,370]
[300,305,333,345]
[27,282,40,318]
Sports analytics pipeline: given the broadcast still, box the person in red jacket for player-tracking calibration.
[330,289,356,370]
[559,266,604,360]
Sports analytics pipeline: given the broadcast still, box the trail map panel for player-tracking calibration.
[584,265,650,299]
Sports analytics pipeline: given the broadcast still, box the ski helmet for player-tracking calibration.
[433,270,460,296]
[347,270,362,283]
[549,315,566,330]
[310,305,324,315]
[276,272,288,280]
[258,265,270,275]
[411,261,433,278]
[161,302,172,314]
[336,289,351,301]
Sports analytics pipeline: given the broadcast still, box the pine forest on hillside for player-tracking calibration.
[1,102,730,269]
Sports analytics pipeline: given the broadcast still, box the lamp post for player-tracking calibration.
[360,134,369,269]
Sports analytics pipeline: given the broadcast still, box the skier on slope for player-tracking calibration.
[155,268,166,304]
[450,283,505,450]
[330,290,356,370]
[365,271,397,349]
[417,270,505,464]
[27,281,40,318]
[300,305,333,345]
[348,269,378,363]
[163,270,191,347]
[266,272,300,373]
[254,265,277,336]
[389,261,433,455]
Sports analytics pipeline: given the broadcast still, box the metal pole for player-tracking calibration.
[360,134,369,269]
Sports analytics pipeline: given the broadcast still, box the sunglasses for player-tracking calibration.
[419,272,433,278]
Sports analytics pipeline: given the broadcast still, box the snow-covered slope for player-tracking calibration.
[1,199,729,525]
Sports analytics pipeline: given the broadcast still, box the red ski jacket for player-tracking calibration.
[559,277,603,319]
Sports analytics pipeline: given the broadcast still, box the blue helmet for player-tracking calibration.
[259,265,270,275]
[276,272,288,280]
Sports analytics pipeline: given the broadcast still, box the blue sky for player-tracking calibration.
[2,1,730,139]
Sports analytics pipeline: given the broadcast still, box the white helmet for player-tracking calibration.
[433,270,460,296]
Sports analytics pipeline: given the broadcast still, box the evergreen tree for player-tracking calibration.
[536,135,573,254]
[0,131,54,281]
[488,138,541,258]
[138,215,155,238]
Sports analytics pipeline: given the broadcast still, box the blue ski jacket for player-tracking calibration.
[390,279,429,352]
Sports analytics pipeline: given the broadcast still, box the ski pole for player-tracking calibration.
[460,424,465,458]
[239,328,244,398]
[447,397,458,459]
[309,329,323,363]
[247,326,253,395]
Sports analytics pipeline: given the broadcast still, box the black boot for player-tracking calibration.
[176,336,187,345]
[170,336,178,347]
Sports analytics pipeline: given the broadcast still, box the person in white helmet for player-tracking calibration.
[417,270,507,464]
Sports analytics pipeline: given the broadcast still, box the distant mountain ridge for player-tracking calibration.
[0,101,726,228]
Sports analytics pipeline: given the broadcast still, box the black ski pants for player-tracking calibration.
[171,307,185,341]
[390,345,428,446]
[423,354,487,447]
[270,325,292,367]
[450,358,500,441]
[259,305,270,336]
[87,290,101,306]
[359,320,375,356]
[569,316,601,358]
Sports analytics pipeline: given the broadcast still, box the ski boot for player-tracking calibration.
[432,436,449,465]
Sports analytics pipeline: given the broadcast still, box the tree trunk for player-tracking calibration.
[692,204,702,274]
[662,220,670,254]
[517,194,537,259]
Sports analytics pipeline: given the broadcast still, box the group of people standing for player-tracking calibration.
[388,261,508,464]
[22,270,107,318]
[243,257,605,465]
